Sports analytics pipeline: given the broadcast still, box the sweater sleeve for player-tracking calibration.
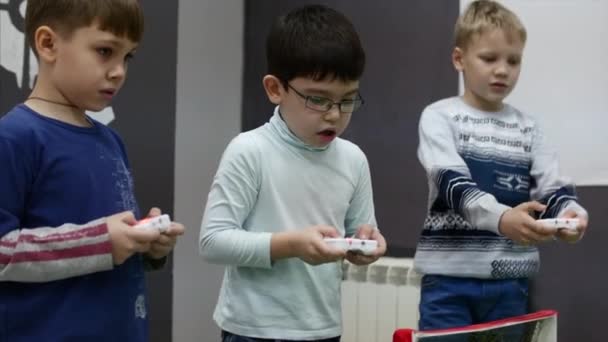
[529,123,587,219]
[199,135,272,268]
[0,136,113,282]
[417,106,510,234]
[344,149,377,237]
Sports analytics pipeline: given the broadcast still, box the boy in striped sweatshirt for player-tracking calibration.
[414,0,588,330]
[0,1,184,341]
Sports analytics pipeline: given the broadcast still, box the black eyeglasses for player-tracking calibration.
[287,84,364,114]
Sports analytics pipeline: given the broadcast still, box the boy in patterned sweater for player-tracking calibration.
[414,0,588,330]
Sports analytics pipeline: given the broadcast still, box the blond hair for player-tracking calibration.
[454,0,526,49]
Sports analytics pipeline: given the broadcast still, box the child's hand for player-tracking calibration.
[555,210,588,243]
[144,208,186,259]
[291,225,346,265]
[107,211,160,265]
[499,201,554,245]
[345,224,387,265]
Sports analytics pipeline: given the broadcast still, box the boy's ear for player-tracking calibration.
[34,26,59,63]
[262,75,284,105]
[452,47,465,72]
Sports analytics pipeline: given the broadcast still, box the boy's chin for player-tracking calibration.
[313,137,337,147]
[85,104,110,113]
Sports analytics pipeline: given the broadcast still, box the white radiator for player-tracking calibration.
[341,257,421,342]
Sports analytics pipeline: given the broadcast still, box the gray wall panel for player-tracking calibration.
[173,1,244,341]
[531,188,608,341]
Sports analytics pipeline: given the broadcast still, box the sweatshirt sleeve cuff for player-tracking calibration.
[557,200,588,219]
[470,196,511,235]
[257,232,274,269]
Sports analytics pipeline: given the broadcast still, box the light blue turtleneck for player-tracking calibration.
[199,106,376,340]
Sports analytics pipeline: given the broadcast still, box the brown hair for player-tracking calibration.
[25,0,144,52]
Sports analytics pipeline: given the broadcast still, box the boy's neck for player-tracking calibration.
[461,92,504,112]
[26,84,91,128]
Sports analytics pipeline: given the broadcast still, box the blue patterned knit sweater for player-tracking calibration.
[414,97,586,279]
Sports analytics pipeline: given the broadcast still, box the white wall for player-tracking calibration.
[173,1,243,341]
[460,0,608,185]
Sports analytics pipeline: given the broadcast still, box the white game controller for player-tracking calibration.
[133,214,171,233]
[324,238,377,255]
[537,218,579,231]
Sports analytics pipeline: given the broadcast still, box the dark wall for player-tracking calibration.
[531,187,608,342]
[113,2,178,342]
[242,0,459,257]
[0,2,177,341]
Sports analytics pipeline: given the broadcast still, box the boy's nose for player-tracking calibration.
[108,64,127,80]
[323,105,341,122]
[494,64,509,77]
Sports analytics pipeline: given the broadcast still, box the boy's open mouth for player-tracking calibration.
[100,89,116,99]
[318,129,336,137]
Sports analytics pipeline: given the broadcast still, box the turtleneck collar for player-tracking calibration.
[268,106,331,152]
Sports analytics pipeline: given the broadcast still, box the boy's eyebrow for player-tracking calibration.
[302,87,360,98]
[96,38,137,49]
[95,38,123,46]
[95,38,139,54]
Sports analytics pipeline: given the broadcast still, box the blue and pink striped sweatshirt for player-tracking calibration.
[0,105,149,341]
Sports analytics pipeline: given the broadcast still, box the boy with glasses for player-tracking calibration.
[200,4,386,341]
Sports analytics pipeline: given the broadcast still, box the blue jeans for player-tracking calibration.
[221,330,340,342]
[419,275,529,331]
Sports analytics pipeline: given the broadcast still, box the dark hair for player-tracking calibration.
[266,4,365,88]
[26,0,144,53]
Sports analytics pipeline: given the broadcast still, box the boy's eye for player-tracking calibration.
[308,96,330,106]
[340,100,356,111]
[125,53,135,63]
[508,58,521,66]
[97,47,113,57]
[480,56,496,62]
